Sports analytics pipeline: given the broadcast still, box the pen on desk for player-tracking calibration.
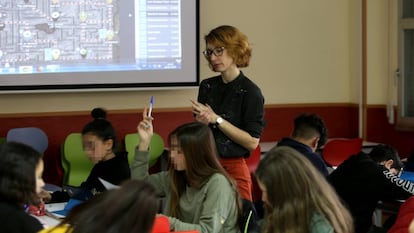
[148,96,154,118]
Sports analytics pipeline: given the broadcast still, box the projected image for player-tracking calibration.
[0,0,182,75]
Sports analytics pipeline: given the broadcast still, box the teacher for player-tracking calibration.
[191,25,265,203]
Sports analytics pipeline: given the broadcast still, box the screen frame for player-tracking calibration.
[0,0,200,93]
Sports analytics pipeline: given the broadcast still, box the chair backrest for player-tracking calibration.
[322,138,363,167]
[0,137,6,145]
[151,215,199,233]
[245,145,261,174]
[245,145,262,203]
[6,127,48,154]
[151,215,170,233]
[63,133,94,186]
[125,133,165,167]
[61,145,70,185]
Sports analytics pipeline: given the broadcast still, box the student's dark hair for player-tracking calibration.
[82,107,117,149]
[292,113,327,148]
[58,179,159,233]
[167,122,238,217]
[369,144,403,170]
[0,142,42,205]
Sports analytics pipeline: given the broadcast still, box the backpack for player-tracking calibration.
[239,199,261,233]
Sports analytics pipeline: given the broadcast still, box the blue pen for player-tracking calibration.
[148,96,154,117]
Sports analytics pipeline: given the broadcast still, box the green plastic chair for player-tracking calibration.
[124,132,165,167]
[62,133,94,186]
[60,145,70,185]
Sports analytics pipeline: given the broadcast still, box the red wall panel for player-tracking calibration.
[1,104,413,185]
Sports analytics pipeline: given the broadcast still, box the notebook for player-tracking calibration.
[399,171,414,182]
[50,198,83,218]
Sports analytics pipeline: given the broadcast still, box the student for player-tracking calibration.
[191,25,266,202]
[51,108,131,202]
[131,108,240,233]
[329,144,414,233]
[79,107,131,193]
[255,146,353,233]
[276,113,329,176]
[40,179,159,233]
[0,142,45,233]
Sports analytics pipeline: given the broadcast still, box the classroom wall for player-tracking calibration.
[0,104,362,185]
[2,0,414,184]
[0,0,361,113]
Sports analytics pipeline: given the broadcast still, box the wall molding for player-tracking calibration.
[0,103,365,118]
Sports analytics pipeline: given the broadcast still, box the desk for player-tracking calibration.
[259,141,277,154]
[361,141,380,153]
[32,213,61,228]
[373,200,403,227]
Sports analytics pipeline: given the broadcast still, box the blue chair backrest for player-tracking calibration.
[6,127,48,154]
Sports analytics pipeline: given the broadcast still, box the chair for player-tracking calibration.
[322,138,363,168]
[6,127,48,154]
[62,133,94,186]
[151,215,199,233]
[61,145,70,185]
[245,145,261,174]
[245,145,262,203]
[124,132,165,167]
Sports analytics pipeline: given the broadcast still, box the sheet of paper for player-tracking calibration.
[98,177,119,190]
[44,202,67,212]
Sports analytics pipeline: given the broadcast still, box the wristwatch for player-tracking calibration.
[215,117,224,126]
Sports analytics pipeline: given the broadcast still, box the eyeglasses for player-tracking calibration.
[202,47,225,58]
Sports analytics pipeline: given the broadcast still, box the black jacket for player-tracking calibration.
[329,152,414,233]
[0,201,43,233]
[277,137,329,176]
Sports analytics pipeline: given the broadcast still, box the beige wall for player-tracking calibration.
[1,0,392,114]
[366,0,398,106]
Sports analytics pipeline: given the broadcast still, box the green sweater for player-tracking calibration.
[131,150,240,233]
[310,213,334,233]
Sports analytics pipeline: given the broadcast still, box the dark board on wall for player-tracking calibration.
[0,0,199,92]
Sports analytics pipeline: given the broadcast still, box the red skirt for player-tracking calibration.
[219,157,252,201]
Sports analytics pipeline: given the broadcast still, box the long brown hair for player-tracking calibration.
[255,146,353,233]
[167,122,237,217]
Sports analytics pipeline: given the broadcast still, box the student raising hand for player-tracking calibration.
[137,107,153,151]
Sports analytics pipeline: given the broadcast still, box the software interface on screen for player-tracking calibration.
[0,0,198,90]
[0,0,181,74]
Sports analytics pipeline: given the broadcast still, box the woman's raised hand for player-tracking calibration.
[137,107,153,151]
